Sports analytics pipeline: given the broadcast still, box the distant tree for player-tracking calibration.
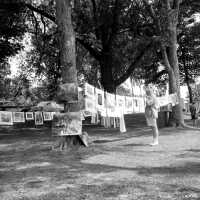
[3,0,200,127]
[131,1,200,102]
[0,63,12,99]
[178,7,200,103]
[0,2,27,63]
[0,1,28,100]
[20,0,155,92]
[124,0,200,126]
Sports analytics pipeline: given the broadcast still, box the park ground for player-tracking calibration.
[0,125,200,200]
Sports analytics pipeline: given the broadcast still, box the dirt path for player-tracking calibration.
[0,127,200,200]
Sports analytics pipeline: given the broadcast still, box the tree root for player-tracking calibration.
[51,133,89,151]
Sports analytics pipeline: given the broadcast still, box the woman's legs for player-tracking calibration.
[194,119,197,127]
[150,124,159,145]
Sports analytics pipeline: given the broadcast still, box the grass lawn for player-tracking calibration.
[0,126,200,200]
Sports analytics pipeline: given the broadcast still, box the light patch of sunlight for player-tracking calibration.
[16,162,51,170]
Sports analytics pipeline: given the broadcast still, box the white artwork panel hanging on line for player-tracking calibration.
[125,96,133,114]
[139,98,145,113]
[133,97,140,113]
[85,97,97,114]
[95,88,105,113]
[13,112,25,123]
[168,93,179,106]
[116,95,125,114]
[85,83,95,98]
[0,111,13,125]
[106,92,117,117]
[43,112,52,121]
[25,112,34,120]
[157,95,169,107]
[35,112,44,125]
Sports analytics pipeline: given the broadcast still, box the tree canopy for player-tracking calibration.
[0,2,27,63]
[0,0,200,104]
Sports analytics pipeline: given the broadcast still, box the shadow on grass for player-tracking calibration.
[93,139,116,144]
[176,149,200,159]
[1,147,200,200]
[187,149,200,153]
[136,162,200,175]
[123,143,149,147]
[73,161,200,176]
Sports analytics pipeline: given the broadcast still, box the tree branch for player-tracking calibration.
[172,0,182,9]
[161,45,172,71]
[142,0,161,34]
[117,28,131,34]
[166,0,171,9]
[25,3,56,23]
[76,37,101,61]
[90,0,99,38]
[142,0,156,20]
[31,10,39,41]
[107,0,121,46]
[152,69,168,82]
[114,39,154,86]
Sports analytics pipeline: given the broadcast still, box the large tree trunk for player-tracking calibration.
[100,53,116,93]
[160,1,184,126]
[56,0,77,85]
[55,0,83,149]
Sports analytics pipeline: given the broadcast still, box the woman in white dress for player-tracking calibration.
[145,86,159,146]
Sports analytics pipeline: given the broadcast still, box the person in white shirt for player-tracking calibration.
[145,86,159,146]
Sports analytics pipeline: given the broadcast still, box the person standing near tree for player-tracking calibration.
[189,102,198,127]
[144,86,160,146]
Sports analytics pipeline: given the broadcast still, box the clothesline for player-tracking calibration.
[83,83,179,118]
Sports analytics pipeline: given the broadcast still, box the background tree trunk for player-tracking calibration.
[183,64,193,104]
[160,1,185,126]
[186,82,193,103]
[167,33,184,126]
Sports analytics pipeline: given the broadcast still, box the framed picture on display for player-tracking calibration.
[13,112,25,123]
[35,112,43,125]
[43,112,52,121]
[85,97,96,114]
[25,112,34,120]
[0,111,13,125]
[133,97,139,113]
[125,96,133,114]
[106,92,117,117]
[95,88,105,113]
[116,95,125,114]
[52,112,82,136]
[85,83,95,98]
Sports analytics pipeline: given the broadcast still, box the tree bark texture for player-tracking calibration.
[100,53,116,93]
[55,0,82,149]
[56,0,77,85]
[160,0,184,126]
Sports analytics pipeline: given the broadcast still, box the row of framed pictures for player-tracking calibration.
[84,83,178,117]
[84,83,145,117]
[0,111,54,126]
